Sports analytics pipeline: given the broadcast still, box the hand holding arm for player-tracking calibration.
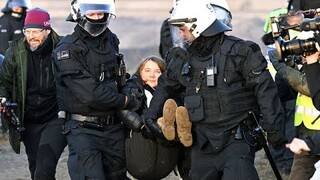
[286,138,311,154]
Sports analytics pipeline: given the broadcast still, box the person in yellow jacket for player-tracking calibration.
[285,51,320,180]
[269,47,320,180]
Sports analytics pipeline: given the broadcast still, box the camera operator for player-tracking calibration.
[284,51,320,180]
[269,44,320,180]
[267,1,320,179]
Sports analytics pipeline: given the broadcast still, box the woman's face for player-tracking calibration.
[140,60,162,88]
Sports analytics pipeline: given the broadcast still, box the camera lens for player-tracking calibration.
[280,38,317,57]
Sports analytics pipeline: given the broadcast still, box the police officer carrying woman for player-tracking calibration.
[144,0,286,179]
[52,0,141,179]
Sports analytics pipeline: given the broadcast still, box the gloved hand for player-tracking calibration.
[268,49,286,71]
[122,81,144,111]
[143,118,164,139]
[124,93,142,111]
[267,130,287,149]
[261,32,275,45]
[117,110,143,131]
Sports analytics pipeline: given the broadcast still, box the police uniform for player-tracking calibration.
[53,25,128,179]
[0,8,26,54]
[145,33,285,179]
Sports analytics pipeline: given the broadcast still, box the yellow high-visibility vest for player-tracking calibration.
[294,93,320,130]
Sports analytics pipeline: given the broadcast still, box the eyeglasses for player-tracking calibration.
[23,29,45,36]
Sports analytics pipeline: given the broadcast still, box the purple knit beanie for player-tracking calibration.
[24,8,51,29]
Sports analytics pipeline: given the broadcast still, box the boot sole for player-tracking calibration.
[162,99,177,140]
[176,106,193,147]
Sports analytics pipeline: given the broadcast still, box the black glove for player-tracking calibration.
[143,118,164,139]
[124,93,142,111]
[121,79,145,100]
[268,49,286,71]
[267,130,287,149]
[117,110,143,131]
[141,126,156,139]
[261,32,275,45]
[122,80,144,111]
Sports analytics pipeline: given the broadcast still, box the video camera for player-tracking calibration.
[270,8,320,60]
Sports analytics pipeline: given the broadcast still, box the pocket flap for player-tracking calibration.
[184,95,202,110]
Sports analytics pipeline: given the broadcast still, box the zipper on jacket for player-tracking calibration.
[46,67,49,88]
[39,57,43,90]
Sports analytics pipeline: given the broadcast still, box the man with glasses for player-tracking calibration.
[0,7,67,180]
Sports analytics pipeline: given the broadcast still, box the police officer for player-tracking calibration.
[0,7,67,180]
[52,0,140,179]
[0,0,32,54]
[144,0,286,179]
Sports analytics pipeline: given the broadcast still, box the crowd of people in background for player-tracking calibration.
[0,0,320,180]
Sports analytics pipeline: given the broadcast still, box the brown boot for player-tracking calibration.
[161,99,177,141]
[157,117,164,129]
[176,106,193,147]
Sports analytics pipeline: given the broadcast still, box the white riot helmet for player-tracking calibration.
[66,0,116,37]
[210,0,233,29]
[169,0,231,39]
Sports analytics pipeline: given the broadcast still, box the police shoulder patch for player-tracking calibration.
[57,50,70,60]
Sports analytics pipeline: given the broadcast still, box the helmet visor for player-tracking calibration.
[9,0,32,9]
[79,3,114,17]
[170,25,184,48]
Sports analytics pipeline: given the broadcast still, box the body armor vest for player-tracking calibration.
[183,36,259,125]
[56,35,119,117]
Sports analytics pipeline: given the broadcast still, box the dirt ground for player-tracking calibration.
[0,0,290,179]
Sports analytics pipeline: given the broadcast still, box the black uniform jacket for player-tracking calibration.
[304,62,320,111]
[0,12,25,54]
[52,25,126,117]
